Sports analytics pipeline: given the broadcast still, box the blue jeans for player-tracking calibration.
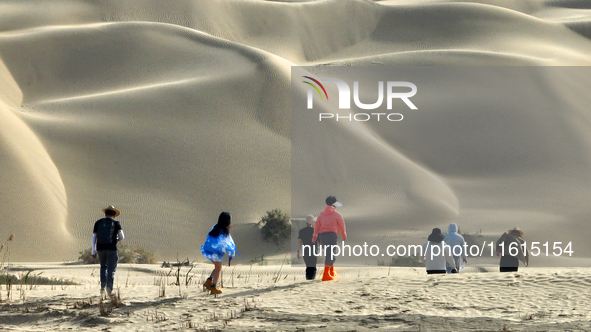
[98,250,118,292]
[446,255,462,273]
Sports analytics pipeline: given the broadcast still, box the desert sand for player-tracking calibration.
[1,0,591,263]
[2,0,591,330]
[1,263,591,331]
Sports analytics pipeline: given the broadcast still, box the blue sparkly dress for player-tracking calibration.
[201,225,237,262]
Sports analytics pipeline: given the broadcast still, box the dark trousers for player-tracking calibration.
[318,232,338,265]
[500,266,518,272]
[500,256,519,272]
[98,250,119,292]
[303,254,317,280]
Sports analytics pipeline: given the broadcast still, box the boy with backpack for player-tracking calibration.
[92,205,125,297]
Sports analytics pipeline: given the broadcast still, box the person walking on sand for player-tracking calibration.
[201,212,237,294]
[444,223,467,273]
[496,227,528,272]
[297,214,318,280]
[92,205,124,297]
[312,196,347,281]
[422,228,457,274]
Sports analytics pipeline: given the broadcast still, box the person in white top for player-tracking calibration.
[443,223,467,273]
[422,228,458,274]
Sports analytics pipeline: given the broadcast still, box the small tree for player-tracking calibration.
[78,244,155,264]
[258,209,291,245]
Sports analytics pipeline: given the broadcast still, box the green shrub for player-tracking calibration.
[1,233,15,269]
[258,209,291,245]
[1,234,15,284]
[377,256,424,267]
[0,270,74,286]
[78,248,99,264]
[391,255,424,267]
[250,255,268,266]
[78,244,155,264]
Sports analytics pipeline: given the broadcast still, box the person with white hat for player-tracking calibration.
[496,227,529,272]
[312,196,347,281]
[91,205,125,297]
[297,214,318,280]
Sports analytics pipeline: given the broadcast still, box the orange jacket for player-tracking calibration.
[312,206,347,242]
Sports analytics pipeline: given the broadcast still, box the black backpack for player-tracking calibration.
[96,218,115,245]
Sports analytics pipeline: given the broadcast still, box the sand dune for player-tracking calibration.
[0,12,293,260]
[1,0,591,266]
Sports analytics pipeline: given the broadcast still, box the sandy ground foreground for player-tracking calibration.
[0,263,590,331]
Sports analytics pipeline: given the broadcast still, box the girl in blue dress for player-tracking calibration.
[201,212,237,294]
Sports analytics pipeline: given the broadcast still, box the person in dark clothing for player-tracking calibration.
[496,227,528,272]
[297,214,318,280]
[92,205,124,297]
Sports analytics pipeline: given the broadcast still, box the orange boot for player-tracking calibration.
[203,278,213,292]
[329,266,338,278]
[210,286,222,295]
[322,265,335,281]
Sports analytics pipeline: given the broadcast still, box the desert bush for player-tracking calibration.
[250,255,268,266]
[0,234,15,285]
[0,270,74,286]
[258,209,291,245]
[0,234,14,268]
[378,256,424,267]
[78,244,155,264]
[391,255,424,267]
[0,273,18,285]
[121,245,155,264]
[78,248,99,264]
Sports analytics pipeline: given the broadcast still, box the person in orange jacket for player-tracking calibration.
[312,196,347,281]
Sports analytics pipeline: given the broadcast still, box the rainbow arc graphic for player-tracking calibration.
[302,76,328,100]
